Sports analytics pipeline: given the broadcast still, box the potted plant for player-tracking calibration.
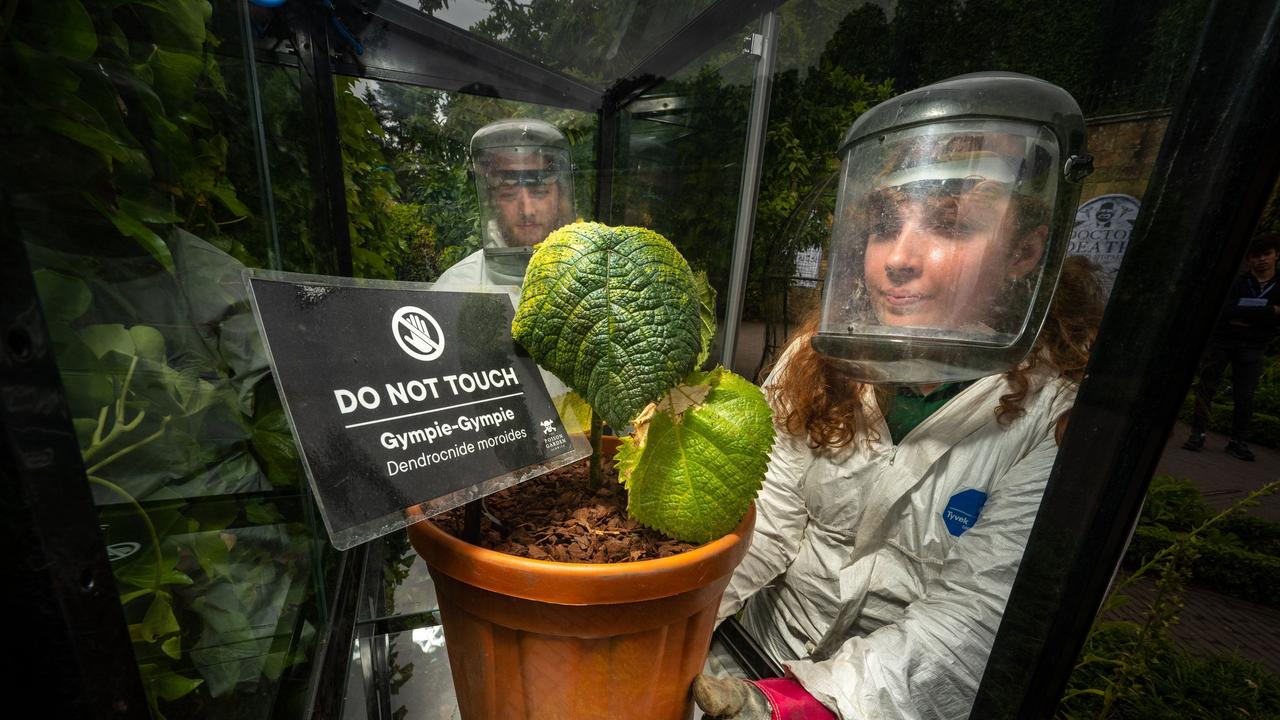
[408,222,775,720]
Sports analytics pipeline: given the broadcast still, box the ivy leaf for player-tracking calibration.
[513,222,702,429]
[84,193,175,272]
[33,269,92,322]
[130,325,167,362]
[151,670,203,702]
[79,324,136,359]
[141,591,180,642]
[693,270,717,368]
[208,183,249,218]
[150,47,205,109]
[46,112,148,168]
[161,636,183,661]
[615,367,774,543]
[29,0,97,61]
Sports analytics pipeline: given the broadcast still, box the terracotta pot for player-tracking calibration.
[407,441,755,720]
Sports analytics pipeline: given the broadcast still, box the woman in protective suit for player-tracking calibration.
[693,73,1104,720]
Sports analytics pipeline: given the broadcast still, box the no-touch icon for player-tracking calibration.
[393,306,445,361]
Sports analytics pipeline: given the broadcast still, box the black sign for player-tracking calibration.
[247,274,574,549]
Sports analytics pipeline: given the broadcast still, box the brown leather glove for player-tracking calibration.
[692,673,772,719]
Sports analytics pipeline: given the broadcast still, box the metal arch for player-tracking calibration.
[606,0,789,111]
[336,0,602,111]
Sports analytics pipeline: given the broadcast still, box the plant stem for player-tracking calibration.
[89,475,165,594]
[86,417,170,475]
[588,412,603,489]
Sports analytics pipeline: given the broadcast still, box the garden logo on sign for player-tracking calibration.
[246,272,585,550]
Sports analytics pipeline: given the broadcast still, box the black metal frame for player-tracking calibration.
[972,1,1280,716]
[0,200,150,718]
[289,0,355,276]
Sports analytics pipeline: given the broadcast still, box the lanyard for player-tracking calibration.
[1249,276,1275,298]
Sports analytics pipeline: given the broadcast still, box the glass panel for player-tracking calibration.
[722,0,1217,716]
[2,1,339,716]
[333,76,599,282]
[612,20,760,367]
[749,0,1211,374]
[399,0,721,85]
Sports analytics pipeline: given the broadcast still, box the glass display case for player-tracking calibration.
[3,0,1278,718]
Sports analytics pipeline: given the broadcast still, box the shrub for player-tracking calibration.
[1127,475,1280,607]
[1060,625,1280,719]
[1127,524,1280,607]
[1178,395,1280,448]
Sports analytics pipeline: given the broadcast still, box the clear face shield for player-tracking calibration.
[473,145,575,254]
[814,119,1062,384]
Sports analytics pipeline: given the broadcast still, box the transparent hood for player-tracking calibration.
[473,145,576,253]
[815,119,1062,383]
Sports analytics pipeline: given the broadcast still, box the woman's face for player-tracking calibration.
[862,186,1043,330]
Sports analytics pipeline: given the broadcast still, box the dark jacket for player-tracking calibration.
[1211,273,1280,347]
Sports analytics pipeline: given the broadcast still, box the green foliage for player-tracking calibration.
[1060,625,1280,719]
[3,3,337,716]
[514,222,703,429]
[1128,475,1280,607]
[1058,480,1280,719]
[616,368,773,543]
[1177,394,1280,448]
[1128,524,1280,607]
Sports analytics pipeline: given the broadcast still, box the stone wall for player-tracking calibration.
[1079,110,1171,203]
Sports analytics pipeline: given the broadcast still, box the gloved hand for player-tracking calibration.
[692,673,838,719]
[692,674,772,719]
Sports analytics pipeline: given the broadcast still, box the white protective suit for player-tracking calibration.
[432,248,527,295]
[719,351,1076,720]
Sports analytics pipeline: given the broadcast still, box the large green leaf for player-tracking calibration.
[29,0,97,61]
[512,222,702,429]
[615,367,774,543]
[693,270,717,368]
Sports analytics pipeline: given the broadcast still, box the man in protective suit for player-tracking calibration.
[692,72,1103,720]
[433,118,576,290]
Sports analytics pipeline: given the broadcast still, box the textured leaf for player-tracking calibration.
[615,367,774,543]
[693,270,717,367]
[513,222,702,429]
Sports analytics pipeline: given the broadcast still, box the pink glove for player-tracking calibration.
[692,673,837,719]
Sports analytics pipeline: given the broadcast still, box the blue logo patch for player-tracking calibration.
[943,489,988,537]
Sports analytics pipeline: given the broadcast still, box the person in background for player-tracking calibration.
[691,72,1103,720]
[433,118,576,289]
[1182,232,1280,461]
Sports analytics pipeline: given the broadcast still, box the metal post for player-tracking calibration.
[238,0,282,270]
[291,0,354,276]
[972,1,1280,715]
[721,11,779,371]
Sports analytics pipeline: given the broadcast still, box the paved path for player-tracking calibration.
[1104,576,1280,675]
[1156,421,1280,521]
[1100,421,1280,673]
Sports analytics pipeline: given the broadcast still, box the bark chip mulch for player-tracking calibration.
[433,456,698,563]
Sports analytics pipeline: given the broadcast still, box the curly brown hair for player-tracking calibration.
[769,254,1105,450]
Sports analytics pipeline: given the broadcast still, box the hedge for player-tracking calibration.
[1127,475,1280,607]
[1177,394,1280,448]
[1126,524,1280,608]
